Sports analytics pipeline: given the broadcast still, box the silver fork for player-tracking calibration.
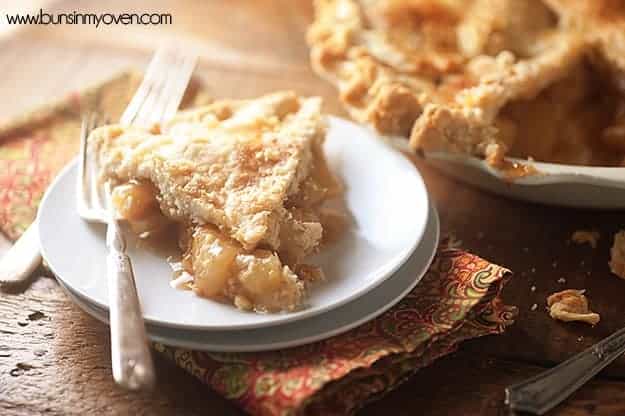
[77,48,196,391]
[0,48,196,289]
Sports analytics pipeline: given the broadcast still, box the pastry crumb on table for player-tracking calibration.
[571,230,600,248]
[547,289,600,326]
[610,230,625,280]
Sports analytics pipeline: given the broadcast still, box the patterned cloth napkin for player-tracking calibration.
[0,72,517,415]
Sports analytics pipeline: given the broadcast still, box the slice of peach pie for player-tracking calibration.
[89,91,343,313]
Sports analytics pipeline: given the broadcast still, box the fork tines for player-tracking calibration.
[77,112,107,222]
[120,47,197,127]
[77,47,197,222]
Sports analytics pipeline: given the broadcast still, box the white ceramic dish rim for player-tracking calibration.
[57,204,440,351]
[382,133,625,189]
[38,115,430,330]
[425,152,625,189]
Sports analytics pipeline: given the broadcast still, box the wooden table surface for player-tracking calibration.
[1,1,625,415]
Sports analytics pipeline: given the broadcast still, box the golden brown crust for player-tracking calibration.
[308,0,563,137]
[309,0,625,167]
[308,0,463,136]
[571,230,600,249]
[91,91,325,250]
[409,105,504,162]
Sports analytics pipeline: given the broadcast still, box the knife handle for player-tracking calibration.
[505,326,625,415]
[0,224,42,287]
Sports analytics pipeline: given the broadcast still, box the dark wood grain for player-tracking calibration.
[0,278,241,416]
[1,0,625,415]
[362,350,625,416]
[420,163,625,373]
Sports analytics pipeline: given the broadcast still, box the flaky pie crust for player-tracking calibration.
[308,0,625,168]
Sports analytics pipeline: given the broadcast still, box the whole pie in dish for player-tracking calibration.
[308,0,625,169]
[89,91,344,313]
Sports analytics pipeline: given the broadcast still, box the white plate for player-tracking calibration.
[38,116,429,330]
[58,204,439,352]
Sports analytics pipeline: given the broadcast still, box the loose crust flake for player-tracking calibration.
[610,230,625,280]
[571,230,600,248]
[547,289,600,325]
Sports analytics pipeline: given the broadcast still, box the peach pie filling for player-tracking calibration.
[496,59,625,167]
[110,170,343,313]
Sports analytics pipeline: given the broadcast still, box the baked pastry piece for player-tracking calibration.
[571,230,600,248]
[308,0,625,169]
[89,91,343,313]
[547,289,600,325]
[610,230,625,280]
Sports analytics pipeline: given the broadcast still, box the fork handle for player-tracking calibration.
[106,218,155,391]
[0,224,42,287]
[505,326,625,415]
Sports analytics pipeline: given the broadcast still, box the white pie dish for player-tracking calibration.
[424,152,625,209]
[38,116,430,331]
[57,203,439,352]
[385,136,625,209]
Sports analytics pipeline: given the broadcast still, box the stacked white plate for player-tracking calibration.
[38,117,440,352]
